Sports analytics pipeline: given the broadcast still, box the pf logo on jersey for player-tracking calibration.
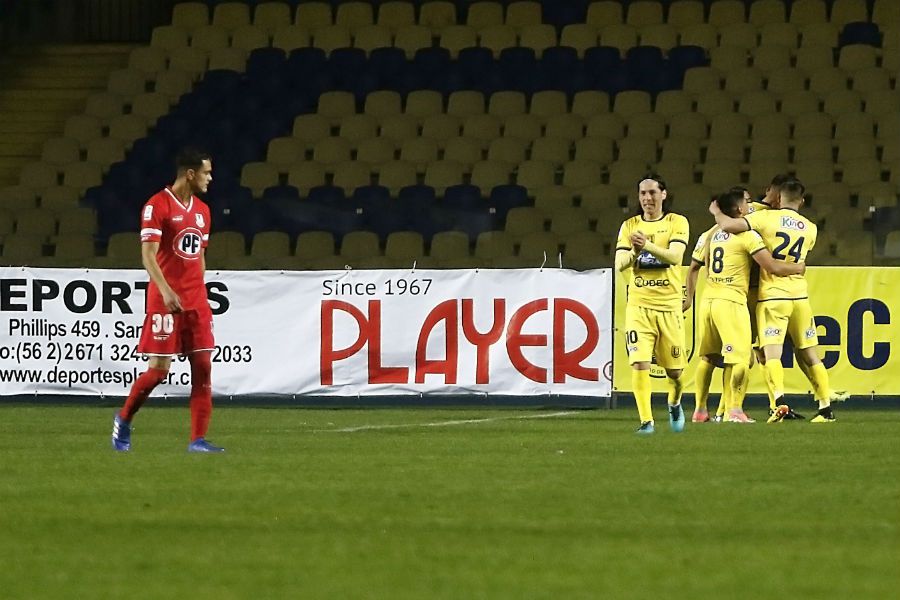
[174,227,203,259]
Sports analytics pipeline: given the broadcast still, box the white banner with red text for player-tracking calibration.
[0,267,613,397]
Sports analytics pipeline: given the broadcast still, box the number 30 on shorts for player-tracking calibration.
[151,313,174,334]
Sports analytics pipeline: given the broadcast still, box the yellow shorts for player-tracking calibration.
[624,304,686,369]
[756,298,818,350]
[697,298,752,365]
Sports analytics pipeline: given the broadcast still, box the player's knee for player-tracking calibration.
[666,369,683,380]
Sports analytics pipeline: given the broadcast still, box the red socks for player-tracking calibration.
[189,352,213,441]
[120,368,168,421]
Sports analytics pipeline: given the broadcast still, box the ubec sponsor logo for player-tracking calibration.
[633,276,670,288]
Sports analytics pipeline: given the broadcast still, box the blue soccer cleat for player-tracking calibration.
[111,414,131,452]
[635,421,655,435]
[187,438,225,453]
[668,403,685,433]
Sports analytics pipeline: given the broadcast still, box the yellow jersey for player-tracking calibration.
[745,200,773,289]
[616,212,690,311]
[744,208,817,300]
[692,225,767,304]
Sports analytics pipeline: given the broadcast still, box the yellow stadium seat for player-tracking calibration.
[208,47,248,72]
[190,25,229,51]
[294,231,335,262]
[375,161,417,193]
[759,22,798,49]
[41,138,81,166]
[876,114,900,142]
[424,160,467,195]
[795,46,834,72]
[699,159,742,188]
[39,186,80,212]
[313,137,353,165]
[560,24,599,58]
[608,159,650,189]
[399,138,440,170]
[295,2,332,29]
[108,115,148,143]
[613,91,651,117]
[779,91,820,118]
[638,24,678,50]
[626,1,663,26]
[340,231,381,261]
[356,137,396,165]
[710,46,748,72]
[794,161,835,186]
[752,44,792,71]
[379,114,419,143]
[504,206,546,238]
[836,136,877,164]
[790,0,827,24]
[316,90,356,125]
[470,160,513,191]
[705,138,745,163]
[466,1,503,30]
[586,1,623,26]
[479,24,517,56]
[272,25,311,51]
[172,2,209,32]
[429,230,470,261]
[440,25,478,58]
[212,2,250,30]
[474,230,516,265]
[335,1,374,35]
[529,90,568,120]
[838,45,877,71]
[532,186,574,213]
[84,92,124,119]
[461,115,502,145]
[708,0,746,26]
[19,162,60,189]
[678,24,718,49]
[718,23,759,49]
[766,68,808,95]
[419,1,457,33]
[503,114,543,141]
[599,23,639,54]
[857,182,898,208]
[544,114,585,142]
[363,90,402,121]
[651,160,694,187]
[85,138,125,167]
[338,114,379,144]
[515,160,556,190]
[749,0,786,25]
[725,67,764,95]
[267,137,303,168]
[332,161,372,194]
[792,136,833,163]
[830,0,867,27]
[151,25,189,50]
[564,159,605,189]
[799,22,837,47]
[231,25,269,51]
[131,92,171,124]
[570,91,609,119]
[62,162,102,189]
[835,113,875,140]
[564,231,613,270]
[668,0,705,28]
[404,89,444,120]
[823,89,863,116]
[241,162,279,196]
[531,137,572,166]
[872,0,900,27]
[549,207,591,236]
[15,208,57,238]
[738,90,777,116]
[749,138,789,164]
[841,158,882,187]
[63,115,102,145]
[287,162,327,194]
[487,137,527,164]
[506,2,542,30]
[443,136,485,166]
[574,136,615,164]
[683,67,723,94]
[2,235,46,265]
[709,113,750,139]
[154,69,193,98]
[808,68,850,96]
[385,231,425,263]
[750,114,791,142]
[586,113,627,139]
[852,69,891,94]
[251,231,292,264]
[48,233,95,266]
[421,115,462,144]
[377,1,415,32]
[253,2,291,34]
[617,138,658,162]
[353,24,392,53]
[660,138,701,162]
[313,25,352,53]
[128,46,166,75]
[447,90,485,117]
[292,114,331,151]
[518,24,557,54]
[488,91,526,118]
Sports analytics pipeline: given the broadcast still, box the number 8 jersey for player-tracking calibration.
[743,208,817,301]
[140,187,212,313]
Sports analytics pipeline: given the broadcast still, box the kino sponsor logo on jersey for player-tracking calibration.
[174,228,204,259]
[764,326,782,337]
[780,215,807,230]
[712,230,730,242]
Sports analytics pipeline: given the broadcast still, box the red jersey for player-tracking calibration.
[140,188,211,314]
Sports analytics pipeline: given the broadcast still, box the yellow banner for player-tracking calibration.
[612,267,900,396]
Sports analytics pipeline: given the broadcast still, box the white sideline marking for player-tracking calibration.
[322,411,579,433]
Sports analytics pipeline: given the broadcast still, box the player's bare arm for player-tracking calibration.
[709,200,751,234]
[141,241,182,313]
[683,259,703,312]
[752,248,806,277]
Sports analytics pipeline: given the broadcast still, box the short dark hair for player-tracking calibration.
[715,189,746,218]
[176,147,211,171]
[780,178,806,200]
[769,173,792,188]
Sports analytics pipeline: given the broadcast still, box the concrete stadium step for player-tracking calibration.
[0,159,30,186]
[0,120,63,134]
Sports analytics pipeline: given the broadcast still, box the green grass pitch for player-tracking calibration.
[1,404,898,599]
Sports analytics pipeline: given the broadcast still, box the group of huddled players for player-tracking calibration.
[616,173,847,434]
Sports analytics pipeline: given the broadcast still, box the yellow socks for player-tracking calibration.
[694,359,714,412]
[730,364,749,411]
[807,362,832,409]
[716,366,732,416]
[764,359,785,403]
[667,374,683,407]
[758,355,778,410]
[632,368,653,423]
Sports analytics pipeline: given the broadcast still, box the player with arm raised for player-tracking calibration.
[709,179,843,423]
[687,189,805,423]
[112,148,225,452]
[615,174,689,434]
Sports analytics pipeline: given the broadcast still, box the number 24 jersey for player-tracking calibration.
[743,208,817,301]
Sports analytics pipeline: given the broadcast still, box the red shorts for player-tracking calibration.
[137,308,214,357]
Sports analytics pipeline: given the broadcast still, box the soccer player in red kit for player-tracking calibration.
[112,148,224,452]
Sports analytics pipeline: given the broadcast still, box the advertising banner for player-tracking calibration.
[0,267,614,398]
[612,267,900,396]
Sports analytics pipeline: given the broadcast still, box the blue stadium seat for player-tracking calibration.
[488,184,529,219]
[839,22,881,47]
[498,47,538,92]
[667,45,708,74]
[443,184,482,212]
